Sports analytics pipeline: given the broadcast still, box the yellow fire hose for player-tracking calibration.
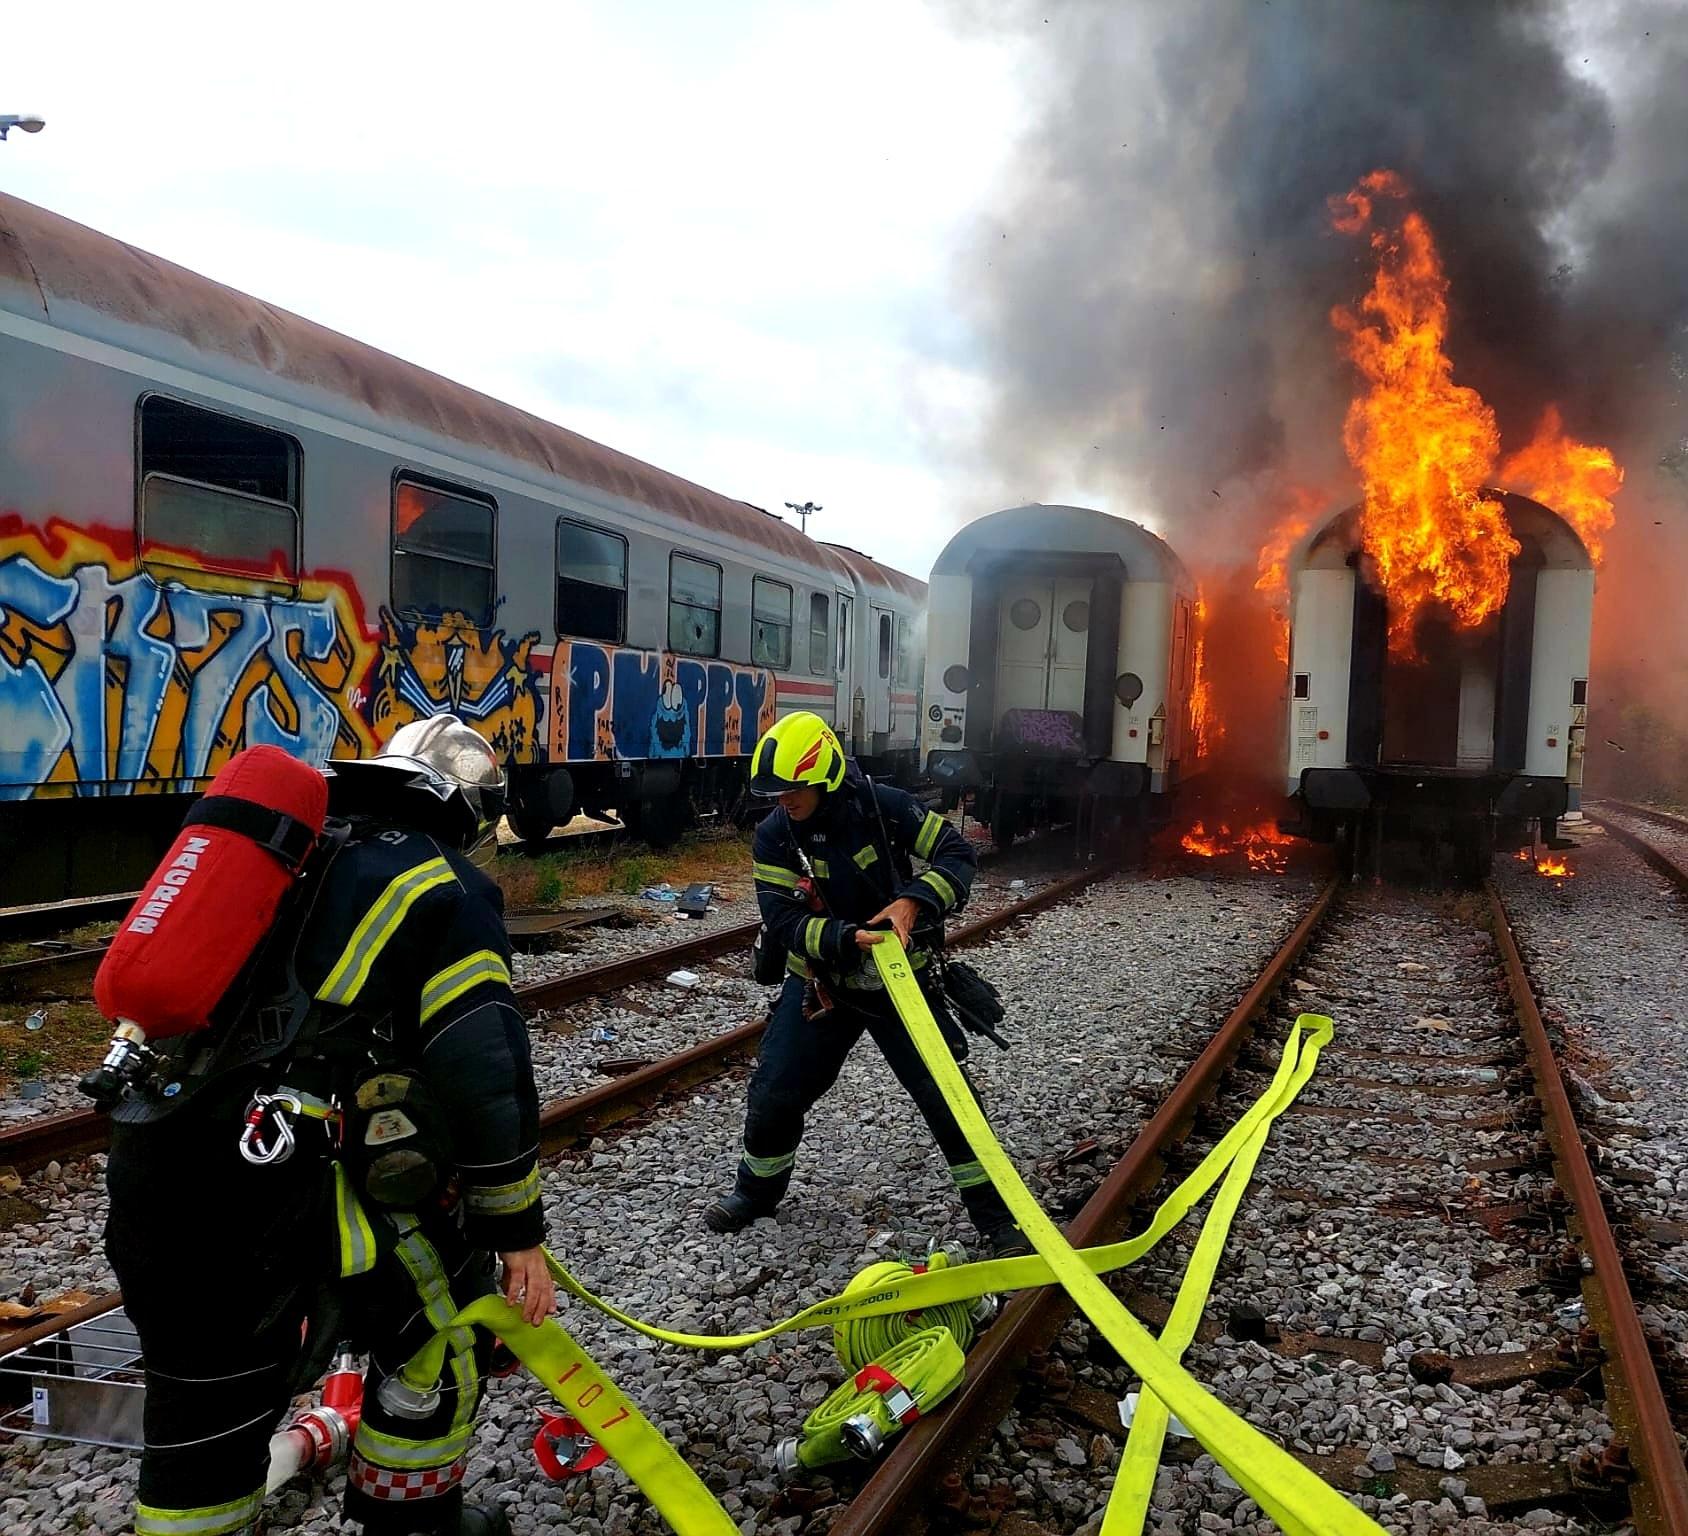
[782,1324,968,1471]
[394,939,1384,1536]
[830,1248,989,1371]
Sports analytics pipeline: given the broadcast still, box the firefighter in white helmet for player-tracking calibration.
[105,717,547,1536]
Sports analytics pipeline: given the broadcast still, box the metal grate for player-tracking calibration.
[0,1308,144,1449]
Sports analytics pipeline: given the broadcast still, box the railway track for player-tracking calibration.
[1585,799,1688,893]
[815,875,1688,1535]
[0,862,1106,1181]
[31,849,1670,1532]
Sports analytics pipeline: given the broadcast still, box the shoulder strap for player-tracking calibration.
[862,776,909,900]
[183,793,319,871]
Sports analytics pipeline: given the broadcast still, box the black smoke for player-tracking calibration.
[943,0,1685,532]
[941,0,1688,793]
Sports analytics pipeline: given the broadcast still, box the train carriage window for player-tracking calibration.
[894,614,914,686]
[809,592,830,675]
[392,477,496,625]
[878,612,892,678]
[139,396,300,589]
[752,576,793,669]
[669,553,722,657]
[556,518,627,644]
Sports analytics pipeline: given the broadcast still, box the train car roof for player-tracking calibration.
[1294,491,1593,573]
[930,504,1192,584]
[0,192,865,583]
[821,542,928,604]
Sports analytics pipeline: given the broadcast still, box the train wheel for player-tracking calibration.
[990,795,1019,850]
[637,792,693,850]
[505,805,554,848]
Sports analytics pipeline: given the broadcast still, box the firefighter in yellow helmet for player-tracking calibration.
[705,711,1026,1256]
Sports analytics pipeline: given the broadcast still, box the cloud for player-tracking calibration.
[3,0,1028,580]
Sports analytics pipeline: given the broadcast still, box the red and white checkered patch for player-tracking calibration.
[348,1453,468,1502]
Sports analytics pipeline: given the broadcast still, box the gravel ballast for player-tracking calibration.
[0,864,1318,1536]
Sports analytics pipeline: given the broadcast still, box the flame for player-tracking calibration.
[1330,171,1518,652]
[1179,819,1295,873]
[1501,405,1623,564]
[1516,848,1533,863]
[1189,595,1222,758]
[1255,489,1323,665]
[1535,854,1573,879]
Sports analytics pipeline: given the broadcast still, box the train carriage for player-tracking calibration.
[921,504,1199,848]
[822,543,925,782]
[0,193,924,902]
[1282,491,1593,880]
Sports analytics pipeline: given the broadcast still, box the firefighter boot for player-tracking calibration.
[454,1506,512,1536]
[704,1189,777,1234]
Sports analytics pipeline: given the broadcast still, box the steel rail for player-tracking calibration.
[0,941,110,1001]
[1593,800,1688,838]
[827,875,1342,1536]
[0,861,1115,1381]
[1585,809,1688,894]
[1487,882,1688,1536]
[0,864,1106,1176]
[0,893,139,945]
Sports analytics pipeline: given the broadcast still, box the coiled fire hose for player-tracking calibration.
[766,1245,993,1473]
[830,1247,991,1370]
[777,1325,967,1472]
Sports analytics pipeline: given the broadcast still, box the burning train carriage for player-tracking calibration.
[922,504,1199,848]
[0,192,925,903]
[1283,491,1592,879]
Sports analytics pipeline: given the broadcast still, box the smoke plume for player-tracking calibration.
[942,0,1688,791]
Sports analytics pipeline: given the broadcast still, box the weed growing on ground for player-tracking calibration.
[493,829,752,910]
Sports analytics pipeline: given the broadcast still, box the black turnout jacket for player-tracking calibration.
[294,824,544,1253]
[752,764,976,988]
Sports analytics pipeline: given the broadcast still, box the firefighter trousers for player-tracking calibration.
[107,1114,495,1536]
[734,972,1015,1238]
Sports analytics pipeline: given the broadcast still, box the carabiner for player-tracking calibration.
[239,1092,302,1166]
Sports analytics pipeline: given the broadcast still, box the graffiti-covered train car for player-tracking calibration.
[0,193,925,903]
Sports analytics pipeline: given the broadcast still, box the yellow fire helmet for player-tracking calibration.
[749,711,847,797]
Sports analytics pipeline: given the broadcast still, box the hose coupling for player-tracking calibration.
[375,1371,441,1421]
[840,1413,885,1460]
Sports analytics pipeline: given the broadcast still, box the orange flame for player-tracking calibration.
[1189,596,1222,758]
[1535,854,1573,879]
[1254,489,1323,665]
[1330,171,1517,652]
[1501,405,1623,564]
[1179,819,1295,873]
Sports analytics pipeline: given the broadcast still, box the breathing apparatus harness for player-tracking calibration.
[98,813,461,1214]
[751,779,1008,1049]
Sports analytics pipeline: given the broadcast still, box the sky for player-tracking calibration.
[0,0,1030,582]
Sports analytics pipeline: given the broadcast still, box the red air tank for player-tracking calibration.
[94,745,328,1041]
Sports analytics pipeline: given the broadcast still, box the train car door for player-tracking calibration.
[995,577,1093,714]
[835,591,854,741]
[1047,577,1091,713]
[871,605,895,740]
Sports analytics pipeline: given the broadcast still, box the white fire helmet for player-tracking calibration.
[332,717,506,849]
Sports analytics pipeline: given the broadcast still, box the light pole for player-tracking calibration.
[0,115,46,142]
[784,500,822,537]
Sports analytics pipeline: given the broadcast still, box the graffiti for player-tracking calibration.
[0,517,377,799]
[370,608,543,763]
[998,707,1085,755]
[550,642,776,763]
